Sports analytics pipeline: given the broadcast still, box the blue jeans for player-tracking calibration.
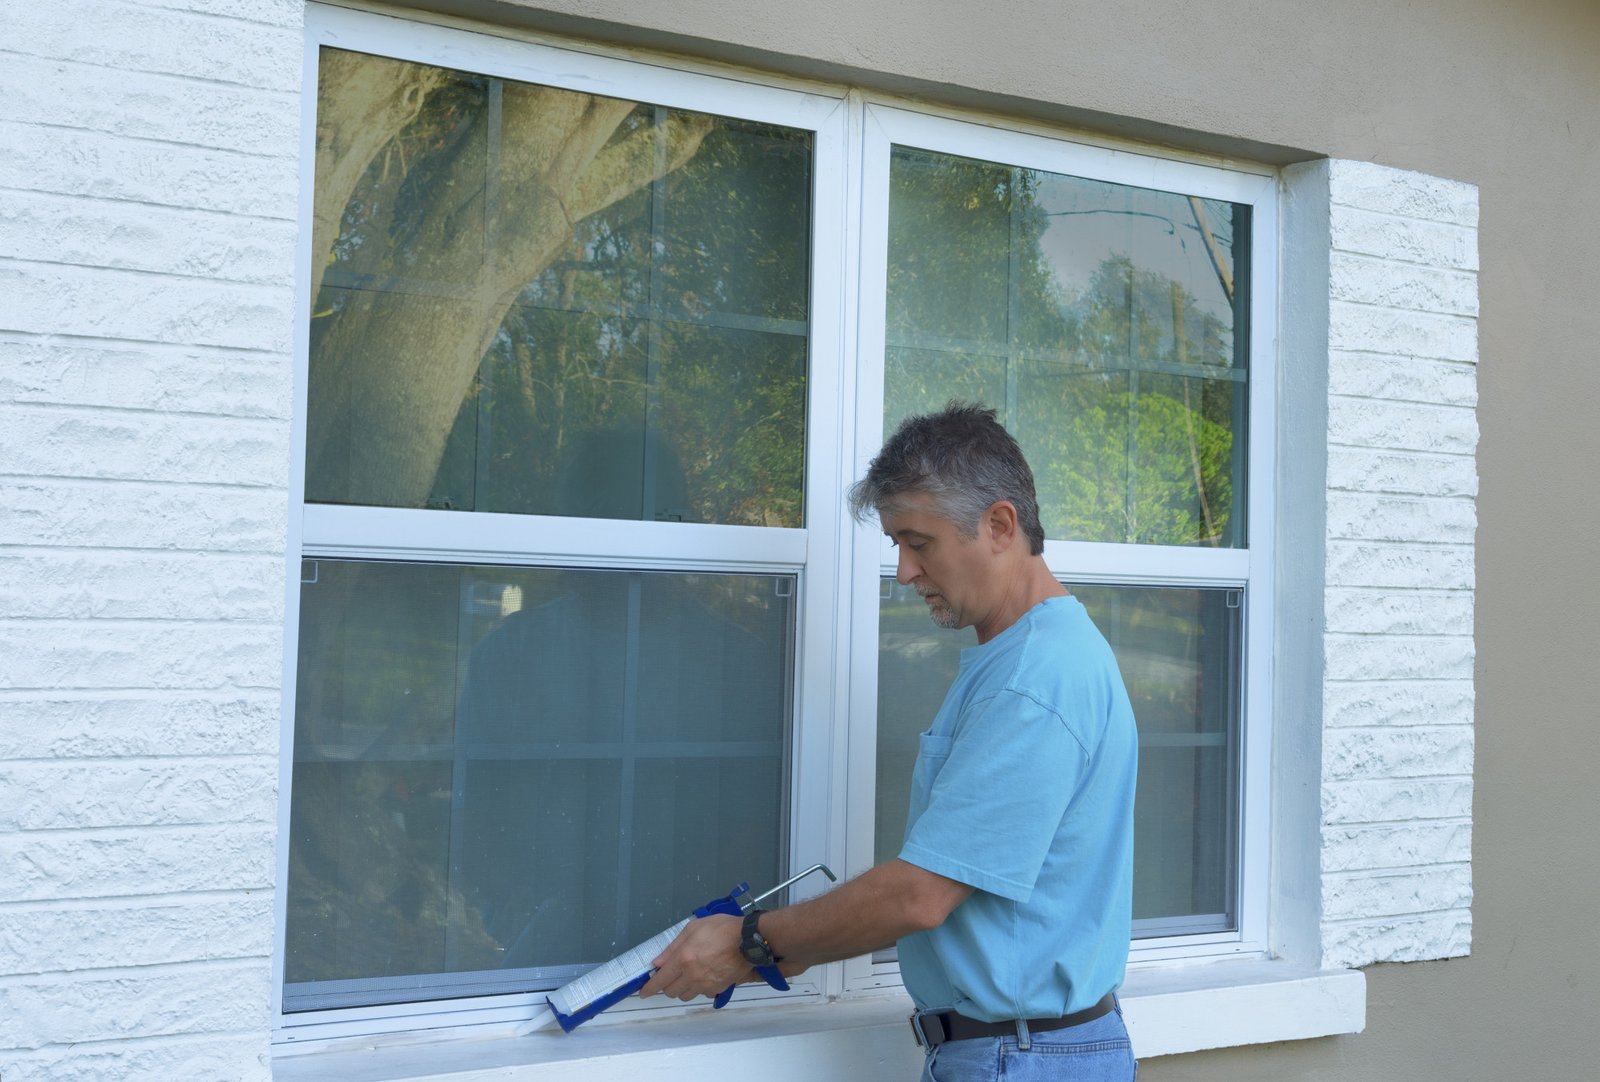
[918,1000,1135,1082]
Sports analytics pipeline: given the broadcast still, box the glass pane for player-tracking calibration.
[285,560,793,1009]
[874,580,1239,934]
[306,48,812,526]
[884,146,1248,547]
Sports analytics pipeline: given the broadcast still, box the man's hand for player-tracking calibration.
[638,912,754,1002]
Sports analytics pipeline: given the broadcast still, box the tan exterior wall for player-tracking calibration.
[410,1,1600,1076]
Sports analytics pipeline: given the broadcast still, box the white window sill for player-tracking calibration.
[271,959,1364,1080]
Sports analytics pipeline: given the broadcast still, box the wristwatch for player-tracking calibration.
[739,909,781,968]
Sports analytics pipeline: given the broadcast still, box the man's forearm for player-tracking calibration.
[641,858,970,1002]
[759,859,971,968]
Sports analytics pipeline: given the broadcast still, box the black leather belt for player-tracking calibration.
[910,993,1116,1049]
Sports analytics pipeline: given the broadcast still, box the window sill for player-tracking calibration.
[271,959,1365,1080]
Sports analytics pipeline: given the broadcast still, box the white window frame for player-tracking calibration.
[276,3,1279,1050]
[840,104,1278,993]
[275,4,850,1044]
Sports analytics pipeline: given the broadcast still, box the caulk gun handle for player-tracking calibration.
[692,884,790,1009]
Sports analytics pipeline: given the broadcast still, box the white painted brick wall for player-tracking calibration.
[1319,160,1478,968]
[0,1,301,1079]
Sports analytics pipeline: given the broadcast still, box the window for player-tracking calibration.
[848,115,1275,983]
[278,7,1274,1040]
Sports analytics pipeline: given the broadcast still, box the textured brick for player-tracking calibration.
[1321,821,1471,873]
[2,264,294,353]
[0,551,285,621]
[1324,587,1474,637]
[0,894,274,975]
[1328,159,1479,227]
[1330,395,1478,455]
[0,338,291,419]
[1329,252,1479,317]
[1326,492,1476,544]
[1322,777,1474,824]
[1322,864,1472,922]
[1325,540,1474,590]
[1323,679,1475,729]
[3,405,290,487]
[0,825,274,902]
[1330,205,1478,271]
[0,960,271,1048]
[1322,910,1472,968]
[9,0,302,90]
[0,759,276,830]
[0,695,279,759]
[1328,351,1477,408]
[0,53,298,157]
[0,479,289,553]
[1324,725,1474,782]
[0,1030,272,1082]
[1324,633,1474,682]
[0,121,299,216]
[0,189,297,286]
[0,620,284,691]
[1327,446,1478,497]
[1329,301,1478,363]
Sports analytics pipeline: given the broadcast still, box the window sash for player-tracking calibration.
[277,5,849,1041]
[841,103,1276,993]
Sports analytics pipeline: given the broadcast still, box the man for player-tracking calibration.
[643,403,1138,1081]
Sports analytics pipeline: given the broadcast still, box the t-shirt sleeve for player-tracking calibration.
[898,688,1088,903]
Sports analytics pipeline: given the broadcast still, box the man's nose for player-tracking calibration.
[896,547,920,585]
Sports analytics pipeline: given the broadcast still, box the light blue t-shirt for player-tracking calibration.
[897,594,1138,1022]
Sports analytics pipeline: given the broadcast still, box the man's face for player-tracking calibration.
[879,493,997,632]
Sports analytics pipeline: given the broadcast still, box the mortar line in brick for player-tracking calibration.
[5,398,295,424]
[0,823,276,842]
[1330,248,1479,275]
[1321,907,1473,927]
[1328,393,1479,414]
[1326,440,1477,458]
[0,1028,268,1057]
[0,687,281,700]
[0,888,271,912]
[1323,536,1476,550]
[1,752,278,768]
[3,251,295,291]
[5,255,297,295]
[1322,294,1479,320]
[1326,483,1477,498]
[0,955,271,988]
[0,182,301,227]
[1322,813,1472,828]
[0,544,286,558]
[0,615,284,628]
[0,116,298,162]
[1,43,304,100]
[27,0,306,38]
[1329,200,1478,229]
[0,328,291,359]
[0,471,288,492]
[1322,863,1470,883]
[1328,247,1478,274]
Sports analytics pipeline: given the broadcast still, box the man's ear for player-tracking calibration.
[984,500,1019,552]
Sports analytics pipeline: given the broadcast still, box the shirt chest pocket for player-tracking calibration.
[906,732,954,828]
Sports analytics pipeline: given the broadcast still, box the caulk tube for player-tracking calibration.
[545,882,787,1033]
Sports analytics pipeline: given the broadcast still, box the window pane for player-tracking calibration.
[285,560,793,1010]
[305,49,812,526]
[875,580,1239,935]
[884,147,1248,547]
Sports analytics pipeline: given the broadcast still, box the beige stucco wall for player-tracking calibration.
[406,1,1597,1076]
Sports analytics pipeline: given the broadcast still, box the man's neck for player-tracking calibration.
[973,559,1068,644]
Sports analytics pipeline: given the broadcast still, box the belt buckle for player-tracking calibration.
[909,1011,930,1048]
[909,1010,948,1049]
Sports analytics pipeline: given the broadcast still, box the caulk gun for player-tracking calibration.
[539,863,837,1033]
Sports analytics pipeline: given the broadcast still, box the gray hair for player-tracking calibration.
[847,402,1046,555]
